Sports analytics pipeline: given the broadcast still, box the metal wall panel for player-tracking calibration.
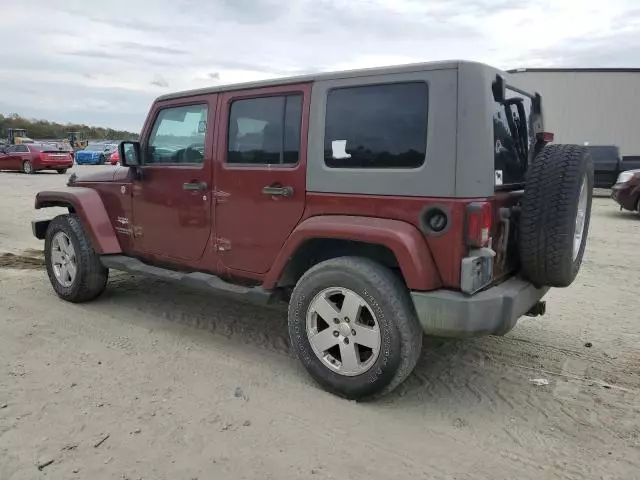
[510,71,640,155]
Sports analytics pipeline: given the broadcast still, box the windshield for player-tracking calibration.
[493,88,533,187]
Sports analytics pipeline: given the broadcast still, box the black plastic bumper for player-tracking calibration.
[410,277,549,338]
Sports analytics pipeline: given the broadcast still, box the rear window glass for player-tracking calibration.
[493,88,532,186]
[324,82,428,169]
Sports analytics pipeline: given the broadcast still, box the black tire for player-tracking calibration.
[288,257,422,401]
[22,160,34,174]
[519,144,594,287]
[44,214,109,303]
[56,168,67,174]
[98,154,105,165]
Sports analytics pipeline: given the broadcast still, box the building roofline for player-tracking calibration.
[508,67,640,74]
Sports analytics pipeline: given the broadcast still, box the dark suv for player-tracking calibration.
[32,60,593,400]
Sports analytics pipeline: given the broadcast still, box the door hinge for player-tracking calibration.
[215,237,231,252]
[212,189,230,204]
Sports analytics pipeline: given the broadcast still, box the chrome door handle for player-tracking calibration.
[183,181,207,191]
[262,185,294,197]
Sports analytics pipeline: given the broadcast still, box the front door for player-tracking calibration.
[132,97,216,262]
[0,145,15,169]
[215,84,310,274]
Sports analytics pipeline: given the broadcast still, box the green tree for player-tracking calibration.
[0,113,139,141]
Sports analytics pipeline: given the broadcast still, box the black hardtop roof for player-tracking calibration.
[157,59,506,102]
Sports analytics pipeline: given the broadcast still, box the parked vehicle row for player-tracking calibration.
[74,142,119,165]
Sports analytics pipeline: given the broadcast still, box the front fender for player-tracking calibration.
[263,215,442,291]
[35,187,121,254]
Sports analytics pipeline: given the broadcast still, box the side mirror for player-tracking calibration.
[119,141,141,167]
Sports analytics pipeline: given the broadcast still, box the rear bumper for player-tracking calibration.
[75,156,100,164]
[410,277,549,338]
[38,161,73,169]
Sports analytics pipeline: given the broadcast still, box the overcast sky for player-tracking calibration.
[1,0,639,131]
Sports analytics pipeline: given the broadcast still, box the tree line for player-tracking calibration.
[0,113,138,141]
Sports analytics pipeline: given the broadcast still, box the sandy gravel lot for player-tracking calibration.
[1,166,639,480]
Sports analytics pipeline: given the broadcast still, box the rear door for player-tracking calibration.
[214,83,310,274]
[131,96,216,261]
[0,145,16,169]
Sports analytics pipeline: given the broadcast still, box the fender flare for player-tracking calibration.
[35,188,121,254]
[263,215,442,291]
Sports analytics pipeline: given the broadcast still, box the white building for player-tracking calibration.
[508,68,640,156]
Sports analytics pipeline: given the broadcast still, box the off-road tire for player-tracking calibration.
[288,257,422,401]
[44,214,109,303]
[519,144,593,287]
[56,168,67,174]
[22,160,34,174]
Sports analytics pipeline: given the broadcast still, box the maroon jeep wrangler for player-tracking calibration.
[32,61,593,400]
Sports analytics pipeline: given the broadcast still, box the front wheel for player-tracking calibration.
[288,257,422,401]
[44,214,109,303]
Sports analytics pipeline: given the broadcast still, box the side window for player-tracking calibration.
[227,94,302,165]
[146,104,208,165]
[324,82,428,169]
[16,145,29,153]
[5,145,16,153]
[493,88,532,186]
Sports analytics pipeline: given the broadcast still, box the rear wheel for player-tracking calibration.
[56,168,67,174]
[22,160,34,174]
[519,144,594,287]
[288,257,422,401]
[44,214,109,303]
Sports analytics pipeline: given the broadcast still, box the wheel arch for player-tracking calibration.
[35,188,121,254]
[264,215,442,291]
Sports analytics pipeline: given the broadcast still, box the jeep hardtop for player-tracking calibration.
[33,60,593,400]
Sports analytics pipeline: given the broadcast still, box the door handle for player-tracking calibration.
[183,181,207,191]
[262,185,294,197]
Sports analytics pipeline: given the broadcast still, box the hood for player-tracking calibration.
[69,165,130,184]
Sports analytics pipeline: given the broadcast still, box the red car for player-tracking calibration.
[0,143,73,174]
[108,149,120,165]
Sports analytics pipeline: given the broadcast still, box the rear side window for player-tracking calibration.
[227,94,302,165]
[16,145,28,153]
[324,82,428,169]
[493,89,532,186]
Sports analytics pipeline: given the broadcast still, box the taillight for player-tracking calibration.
[465,202,492,248]
[536,131,554,143]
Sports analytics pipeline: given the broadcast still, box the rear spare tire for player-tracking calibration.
[519,144,593,287]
